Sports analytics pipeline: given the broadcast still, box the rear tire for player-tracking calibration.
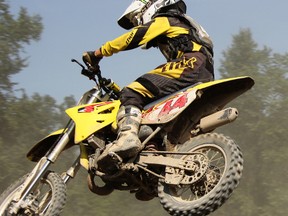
[158,133,243,216]
[0,171,67,216]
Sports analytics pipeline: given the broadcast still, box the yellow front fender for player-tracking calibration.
[27,129,67,162]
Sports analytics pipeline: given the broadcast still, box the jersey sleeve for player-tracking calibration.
[100,17,171,57]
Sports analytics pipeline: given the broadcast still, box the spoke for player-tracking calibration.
[209,158,224,167]
[204,181,210,193]
[194,191,199,200]
[38,191,52,210]
[207,150,219,161]
[210,164,225,170]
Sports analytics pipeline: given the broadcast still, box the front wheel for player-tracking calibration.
[0,171,67,216]
[158,133,243,216]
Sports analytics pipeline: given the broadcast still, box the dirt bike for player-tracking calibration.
[0,58,254,216]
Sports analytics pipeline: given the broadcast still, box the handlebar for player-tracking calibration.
[71,59,121,99]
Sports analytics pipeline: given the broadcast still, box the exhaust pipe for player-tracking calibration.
[199,107,238,132]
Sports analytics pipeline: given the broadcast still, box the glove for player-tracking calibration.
[82,51,103,71]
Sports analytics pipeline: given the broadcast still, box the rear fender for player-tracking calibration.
[194,76,254,110]
[142,76,254,124]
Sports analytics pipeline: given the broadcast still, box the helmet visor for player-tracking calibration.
[118,0,146,29]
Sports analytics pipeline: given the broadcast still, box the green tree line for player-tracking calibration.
[0,1,287,215]
[214,29,288,216]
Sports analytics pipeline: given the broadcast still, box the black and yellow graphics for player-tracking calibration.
[101,15,214,108]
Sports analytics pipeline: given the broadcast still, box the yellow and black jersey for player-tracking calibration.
[100,16,204,61]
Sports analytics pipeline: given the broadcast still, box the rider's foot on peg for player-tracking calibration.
[96,149,122,173]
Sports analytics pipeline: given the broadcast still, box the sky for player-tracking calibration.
[8,0,288,102]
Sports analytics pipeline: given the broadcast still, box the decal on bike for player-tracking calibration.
[142,88,198,124]
[78,101,113,113]
[158,92,188,117]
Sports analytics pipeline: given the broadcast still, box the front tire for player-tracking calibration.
[158,133,243,216]
[0,171,67,216]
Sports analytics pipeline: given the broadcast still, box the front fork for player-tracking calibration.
[6,88,105,214]
[9,121,77,214]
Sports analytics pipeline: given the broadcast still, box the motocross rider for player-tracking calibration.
[83,0,214,164]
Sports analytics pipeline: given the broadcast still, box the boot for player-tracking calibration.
[110,105,143,158]
[97,105,142,165]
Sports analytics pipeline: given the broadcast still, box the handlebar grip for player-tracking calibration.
[81,69,96,80]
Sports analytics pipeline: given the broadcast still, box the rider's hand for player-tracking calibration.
[82,51,103,71]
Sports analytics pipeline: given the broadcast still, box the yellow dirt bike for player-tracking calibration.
[0,58,254,216]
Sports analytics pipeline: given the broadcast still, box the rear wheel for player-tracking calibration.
[158,133,243,216]
[0,171,67,216]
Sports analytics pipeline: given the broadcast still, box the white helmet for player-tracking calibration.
[118,0,186,30]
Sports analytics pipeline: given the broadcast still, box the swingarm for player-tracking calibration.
[136,151,209,185]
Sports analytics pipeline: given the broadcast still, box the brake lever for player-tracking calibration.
[71,59,85,70]
[71,59,97,81]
